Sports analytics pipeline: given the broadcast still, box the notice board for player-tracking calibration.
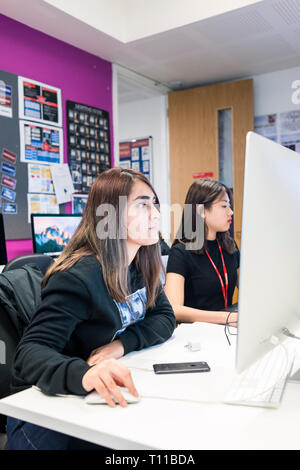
[119,137,153,182]
[0,69,64,239]
[0,70,29,239]
[66,100,111,194]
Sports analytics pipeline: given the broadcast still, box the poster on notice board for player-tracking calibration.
[254,110,300,152]
[119,137,153,183]
[18,76,62,127]
[19,120,63,165]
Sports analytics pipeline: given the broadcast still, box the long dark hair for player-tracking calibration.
[43,168,162,308]
[173,178,236,254]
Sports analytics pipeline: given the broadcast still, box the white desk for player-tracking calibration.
[1,323,300,450]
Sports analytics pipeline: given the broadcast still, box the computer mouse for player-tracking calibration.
[84,387,140,405]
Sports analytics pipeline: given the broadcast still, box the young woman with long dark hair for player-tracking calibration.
[7,168,175,450]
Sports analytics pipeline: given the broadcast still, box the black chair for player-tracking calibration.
[3,254,54,275]
[0,254,54,440]
[0,214,8,266]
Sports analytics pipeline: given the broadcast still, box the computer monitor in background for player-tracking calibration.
[31,214,82,257]
[0,214,8,265]
[236,132,300,373]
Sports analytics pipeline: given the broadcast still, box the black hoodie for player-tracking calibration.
[11,255,175,396]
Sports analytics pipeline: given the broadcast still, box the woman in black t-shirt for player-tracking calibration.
[165,178,239,325]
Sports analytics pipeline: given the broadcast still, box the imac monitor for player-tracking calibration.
[236,132,300,373]
[31,214,82,257]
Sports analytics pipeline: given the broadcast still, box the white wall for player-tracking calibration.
[253,66,300,115]
[118,66,300,244]
[118,94,171,242]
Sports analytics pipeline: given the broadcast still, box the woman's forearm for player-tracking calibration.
[172,304,229,324]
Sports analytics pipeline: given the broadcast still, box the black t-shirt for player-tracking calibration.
[160,237,171,256]
[166,241,240,311]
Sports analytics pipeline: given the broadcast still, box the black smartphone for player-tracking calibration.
[153,361,210,375]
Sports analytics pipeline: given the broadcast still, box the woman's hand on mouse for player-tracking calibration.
[82,358,139,408]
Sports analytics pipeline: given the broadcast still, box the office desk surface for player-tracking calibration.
[1,323,300,450]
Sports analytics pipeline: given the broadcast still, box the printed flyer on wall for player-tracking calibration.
[279,110,300,152]
[19,120,63,165]
[50,164,74,204]
[28,164,55,194]
[119,137,152,181]
[0,81,13,118]
[18,76,62,127]
[279,110,300,134]
[1,186,16,203]
[280,132,300,152]
[27,193,59,223]
[254,114,278,141]
[3,202,17,215]
[72,193,88,214]
[2,175,16,190]
[1,160,16,177]
[254,110,300,152]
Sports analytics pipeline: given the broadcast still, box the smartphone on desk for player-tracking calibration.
[153,361,210,375]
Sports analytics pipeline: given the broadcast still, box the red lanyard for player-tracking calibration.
[205,239,228,308]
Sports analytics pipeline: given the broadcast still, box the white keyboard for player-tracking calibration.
[224,345,294,408]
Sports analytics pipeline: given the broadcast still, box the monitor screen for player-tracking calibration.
[31,214,82,257]
[236,132,300,373]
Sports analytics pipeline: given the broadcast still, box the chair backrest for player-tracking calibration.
[0,254,53,432]
[0,214,7,266]
[3,254,54,275]
[0,306,19,432]
[160,255,169,285]
[161,255,169,271]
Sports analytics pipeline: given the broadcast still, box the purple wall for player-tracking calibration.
[0,14,114,261]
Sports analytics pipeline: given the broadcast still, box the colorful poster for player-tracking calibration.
[1,161,16,177]
[2,175,16,190]
[72,194,88,214]
[0,81,13,118]
[2,148,17,164]
[280,132,300,152]
[19,120,63,165]
[1,186,16,202]
[67,100,111,194]
[28,164,55,194]
[27,193,59,223]
[279,111,300,134]
[119,137,152,181]
[278,111,300,151]
[254,109,300,151]
[18,76,62,127]
[254,114,278,141]
[3,203,17,214]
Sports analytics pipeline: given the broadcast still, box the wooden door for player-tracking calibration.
[168,79,253,249]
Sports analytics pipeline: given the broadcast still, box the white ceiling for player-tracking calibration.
[1,0,300,103]
[43,0,262,42]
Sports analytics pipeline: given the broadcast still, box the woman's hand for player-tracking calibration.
[225,311,238,326]
[82,358,139,408]
[87,339,124,365]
